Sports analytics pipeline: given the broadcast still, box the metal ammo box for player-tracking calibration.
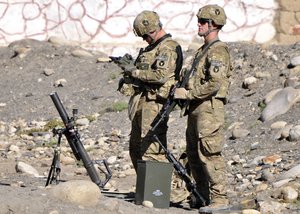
[135,160,173,208]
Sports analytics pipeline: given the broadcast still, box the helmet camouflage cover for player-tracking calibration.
[197,4,227,26]
[133,10,161,37]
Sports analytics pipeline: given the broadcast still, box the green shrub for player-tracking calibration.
[109,73,118,80]
[44,119,64,130]
[43,138,59,148]
[17,127,45,136]
[106,102,128,112]
[85,115,97,122]
[16,119,63,136]
[258,100,266,111]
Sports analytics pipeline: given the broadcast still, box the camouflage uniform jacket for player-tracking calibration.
[185,40,231,102]
[131,34,182,100]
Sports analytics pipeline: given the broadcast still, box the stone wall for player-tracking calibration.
[275,0,300,44]
[0,0,298,55]
[0,0,279,55]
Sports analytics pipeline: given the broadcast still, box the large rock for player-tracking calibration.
[288,125,300,141]
[281,186,298,203]
[260,87,300,121]
[15,161,40,177]
[277,164,300,181]
[50,180,101,206]
[258,200,286,214]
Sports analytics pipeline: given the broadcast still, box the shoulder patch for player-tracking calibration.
[156,54,168,67]
[211,60,223,73]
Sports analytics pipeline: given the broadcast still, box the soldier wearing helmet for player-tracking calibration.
[197,4,227,37]
[133,10,162,44]
[115,10,186,203]
[173,4,232,212]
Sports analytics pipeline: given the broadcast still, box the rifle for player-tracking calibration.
[109,54,135,92]
[46,92,112,188]
[150,80,186,131]
[150,102,206,206]
[147,72,207,206]
[109,54,133,65]
[153,40,220,130]
[109,56,122,63]
[152,135,206,206]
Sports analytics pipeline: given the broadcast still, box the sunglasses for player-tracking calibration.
[142,30,157,40]
[198,18,210,24]
[142,34,149,40]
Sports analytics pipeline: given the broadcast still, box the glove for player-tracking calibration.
[118,53,134,66]
[115,53,137,76]
[120,63,136,76]
[174,88,188,99]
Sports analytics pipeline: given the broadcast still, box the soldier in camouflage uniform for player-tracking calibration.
[173,5,232,212]
[116,11,183,174]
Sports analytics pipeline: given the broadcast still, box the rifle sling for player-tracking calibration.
[144,33,172,52]
[180,39,220,87]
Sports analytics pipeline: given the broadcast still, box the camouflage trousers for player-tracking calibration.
[186,97,228,205]
[129,96,190,203]
[129,96,168,171]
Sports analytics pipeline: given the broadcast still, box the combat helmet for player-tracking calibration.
[197,4,226,26]
[133,10,161,37]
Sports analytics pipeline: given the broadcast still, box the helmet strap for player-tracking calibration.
[200,19,218,37]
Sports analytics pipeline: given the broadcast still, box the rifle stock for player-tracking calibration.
[49,92,112,188]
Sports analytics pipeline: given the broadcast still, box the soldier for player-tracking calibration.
[116,11,183,175]
[173,4,232,212]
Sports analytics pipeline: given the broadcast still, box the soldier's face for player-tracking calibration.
[197,18,209,36]
[142,34,152,44]
[142,30,157,44]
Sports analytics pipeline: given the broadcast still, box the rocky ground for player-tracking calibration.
[0,38,300,214]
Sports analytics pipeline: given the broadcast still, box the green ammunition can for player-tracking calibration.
[135,160,173,208]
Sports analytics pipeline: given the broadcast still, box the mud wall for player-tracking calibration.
[0,1,298,54]
[275,0,300,44]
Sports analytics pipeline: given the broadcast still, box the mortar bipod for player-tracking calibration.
[93,159,112,188]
